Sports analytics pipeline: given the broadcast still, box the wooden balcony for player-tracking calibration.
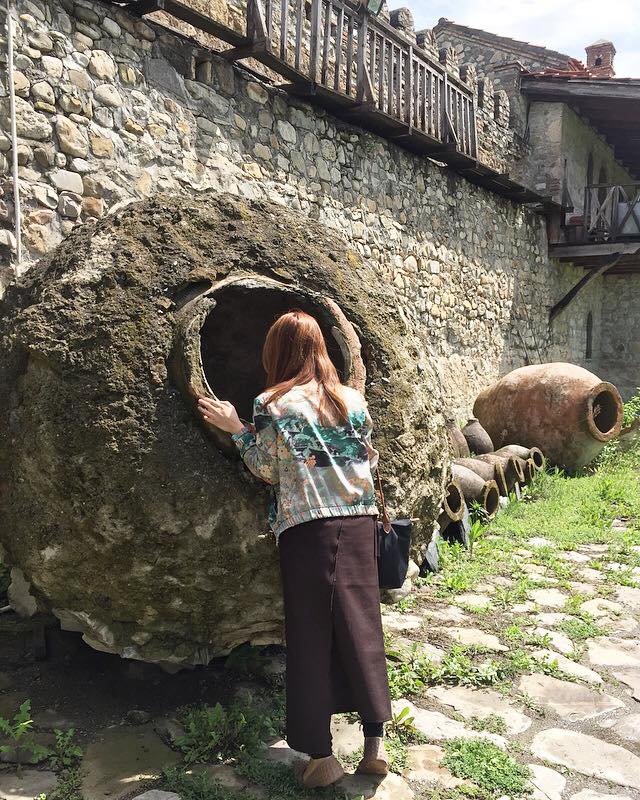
[125,0,557,205]
[550,184,640,275]
[248,0,478,160]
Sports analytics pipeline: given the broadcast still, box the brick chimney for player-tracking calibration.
[585,39,616,77]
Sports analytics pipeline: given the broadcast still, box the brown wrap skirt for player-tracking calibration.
[278,514,392,756]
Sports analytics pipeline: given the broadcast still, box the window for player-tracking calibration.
[595,56,603,66]
[586,311,593,360]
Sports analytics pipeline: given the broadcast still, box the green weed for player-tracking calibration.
[0,699,50,771]
[175,698,282,765]
[466,715,508,736]
[559,616,605,641]
[442,738,531,796]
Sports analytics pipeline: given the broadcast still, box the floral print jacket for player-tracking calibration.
[232,382,379,539]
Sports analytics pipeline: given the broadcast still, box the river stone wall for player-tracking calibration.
[0,0,615,419]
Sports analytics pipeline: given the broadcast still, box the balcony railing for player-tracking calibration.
[129,0,555,204]
[248,0,477,157]
[583,183,640,242]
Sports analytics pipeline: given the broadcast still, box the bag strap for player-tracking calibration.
[375,469,392,534]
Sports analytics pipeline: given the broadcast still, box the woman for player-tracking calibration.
[198,310,392,789]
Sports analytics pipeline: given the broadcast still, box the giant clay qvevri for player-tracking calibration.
[0,193,448,667]
[473,364,623,470]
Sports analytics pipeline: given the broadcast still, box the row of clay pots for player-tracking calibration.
[452,444,545,507]
[450,365,624,472]
[446,418,493,458]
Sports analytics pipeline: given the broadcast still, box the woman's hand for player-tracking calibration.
[197,397,245,435]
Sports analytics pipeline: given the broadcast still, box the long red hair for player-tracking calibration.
[262,310,349,425]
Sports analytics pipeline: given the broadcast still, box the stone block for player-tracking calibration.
[51,169,83,194]
[56,116,89,157]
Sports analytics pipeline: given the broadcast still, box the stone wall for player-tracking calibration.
[514,102,635,210]
[600,274,640,400]
[131,0,531,181]
[433,20,570,76]
[0,0,631,418]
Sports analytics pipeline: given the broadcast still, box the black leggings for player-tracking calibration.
[310,720,384,758]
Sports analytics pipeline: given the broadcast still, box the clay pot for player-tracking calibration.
[525,458,537,483]
[450,464,500,519]
[473,364,623,470]
[474,453,524,492]
[447,422,470,458]
[495,445,545,472]
[439,480,466,523]
[440,508,471,549]
[454,457,508,496]
[461,417,494,455]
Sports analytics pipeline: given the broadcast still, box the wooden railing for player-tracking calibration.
[248,0,477,157]
[584,184,640,241]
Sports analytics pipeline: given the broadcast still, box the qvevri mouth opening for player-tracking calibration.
[443,481,465,522]
[592,391,620,434]
[199,281,349,421]
[587,383,623,441]
[483,482,500,519]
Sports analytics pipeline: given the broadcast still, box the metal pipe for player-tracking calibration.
[6,0,22,267]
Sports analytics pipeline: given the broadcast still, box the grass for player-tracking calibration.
[385,640,569,699]
[466,715,508,735]
[175,697,284,765]
[442,738,531,796]
[490,449,640,549]
[426,444,640,617]
[504,624,552,648]
[559,615,605,641]
[160,760,313,800]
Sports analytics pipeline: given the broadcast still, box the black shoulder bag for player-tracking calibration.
[375,470,412,590]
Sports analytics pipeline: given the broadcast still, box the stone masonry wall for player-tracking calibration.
[514,102,635,210]
[600,274,640,400]
[0,0,626,418]
[433,21,570,77]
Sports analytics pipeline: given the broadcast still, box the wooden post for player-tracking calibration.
[334,6,345,92]
[265,0,273,47]
[549,253,623,322]
[441,71,447,144]
[279,0,289,62]
[309,0,322,83]
[294,0,304,70]
[470,93,478,158]
[405,46,413,128]
[356,9,369,102]
[345,13,354,95]
[320,0,331,86]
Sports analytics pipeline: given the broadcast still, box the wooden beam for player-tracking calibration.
[219,42,266,61]
[549,253,624,322]
[550,242,640,259]
[128,0,162,14]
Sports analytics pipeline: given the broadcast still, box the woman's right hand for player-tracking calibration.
[197,397,245,435]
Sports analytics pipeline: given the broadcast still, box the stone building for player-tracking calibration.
[0,0,639,406]
[434,18,640,398]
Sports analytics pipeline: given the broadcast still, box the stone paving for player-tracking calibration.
[1,529,640,800]
[371,532,640,800]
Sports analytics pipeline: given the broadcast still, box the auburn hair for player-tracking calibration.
[262,310,349,425]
